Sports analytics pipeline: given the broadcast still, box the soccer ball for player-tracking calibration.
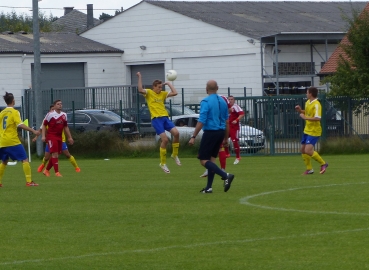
[166,70,177,81]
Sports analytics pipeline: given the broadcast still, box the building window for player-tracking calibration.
[274,62,315,75]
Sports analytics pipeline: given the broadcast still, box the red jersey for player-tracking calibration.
[229,103,245,130]
[219,95,232,109]
[43,111,67,141]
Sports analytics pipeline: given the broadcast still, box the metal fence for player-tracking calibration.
[23,87,369,156]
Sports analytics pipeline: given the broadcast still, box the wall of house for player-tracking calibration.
[19,52,123,91]
[81,2,262,99]
[0,53,122,107]
[0,55,24,105]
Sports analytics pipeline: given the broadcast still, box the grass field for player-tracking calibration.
[1,154,369,269]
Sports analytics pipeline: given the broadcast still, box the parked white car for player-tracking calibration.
[155,114,203,143]
[231,125,265,153]
[156,115,265,153]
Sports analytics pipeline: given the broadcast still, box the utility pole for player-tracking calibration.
[32,0,43,156]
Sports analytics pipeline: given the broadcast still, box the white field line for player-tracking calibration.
[1,228,369,266]
[240,182,369,216]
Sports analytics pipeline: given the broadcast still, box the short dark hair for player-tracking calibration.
[308,87,318,98]
[53,99,61,105]
[152,80,162,88]
[49,104,54,109]
[3,92,14,105]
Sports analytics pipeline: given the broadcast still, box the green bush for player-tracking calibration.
[320,136,369,154]
[29,131,200,159]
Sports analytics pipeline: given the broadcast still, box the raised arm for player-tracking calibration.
[165,82,178,98]
[136,72,146,95]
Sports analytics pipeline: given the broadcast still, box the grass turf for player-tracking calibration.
[0,155,369,269]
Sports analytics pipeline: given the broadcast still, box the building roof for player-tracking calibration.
[0,32,123,54]
[147,1,367,39]
[319,36,349,75]
[319,2,369,75]
[52,9,102,34]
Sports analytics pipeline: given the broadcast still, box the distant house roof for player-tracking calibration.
[52,9,102,34]
[0,32,123,54]
[319,2,369,75]
[147,1,367,39]
[319,36,349,75]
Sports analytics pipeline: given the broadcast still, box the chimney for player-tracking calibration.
[87,4,94,29]
[64,7,74,15]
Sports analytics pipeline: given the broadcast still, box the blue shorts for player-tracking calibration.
[0,144,27,162]
[152,117,175,135]
[301,134,320,146]
[45,142,68,153]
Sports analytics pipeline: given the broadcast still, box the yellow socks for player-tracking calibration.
[42,157,47,165]
[0,163,6,184]
[172,142,179,157]
[22,162,32,183]
[311,151,325,166]
[302,154,313,170]
[160,147,167,165]
[68,155,78,169]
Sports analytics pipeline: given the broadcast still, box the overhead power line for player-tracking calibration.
[0,6,120,11]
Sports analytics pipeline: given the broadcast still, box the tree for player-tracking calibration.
[0,11,58,33]
[99,13,114,21]
[323,7,369,114]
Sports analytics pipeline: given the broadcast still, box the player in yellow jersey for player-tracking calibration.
[0,92,40,187]
[295,87,328,175]
[33,105,80,174]
[136,72,180,174]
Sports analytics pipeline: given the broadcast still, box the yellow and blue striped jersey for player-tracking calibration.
[304,98,322,136]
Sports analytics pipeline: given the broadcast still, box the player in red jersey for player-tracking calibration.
[200,95,231,177]
[41,99,74,177]
[225,96,245,164]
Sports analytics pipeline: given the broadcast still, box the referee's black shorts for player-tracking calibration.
[198,130,225,160]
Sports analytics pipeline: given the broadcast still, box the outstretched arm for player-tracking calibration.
[18,124,40,136]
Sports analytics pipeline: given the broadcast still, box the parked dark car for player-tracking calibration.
[66,109,139,139]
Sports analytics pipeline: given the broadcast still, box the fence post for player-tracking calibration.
[119,99,123,139]
[320,93,327,141]
[181,88,184,114]
[21,96,25,140]
[135,87,141,132]
[72,101,75,130]
[348,97,353,136]
[268,97,275,155]
[244,87,247,97]
[50,88,54,104]
[92,88,96,109]
[228,87,230,97]
[169,99,172,121]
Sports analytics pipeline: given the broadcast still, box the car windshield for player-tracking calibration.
[85,111,123,122]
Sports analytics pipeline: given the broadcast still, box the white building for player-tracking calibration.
[81,1,366,102]
[0,32,123,105]
[0,1,367,106]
